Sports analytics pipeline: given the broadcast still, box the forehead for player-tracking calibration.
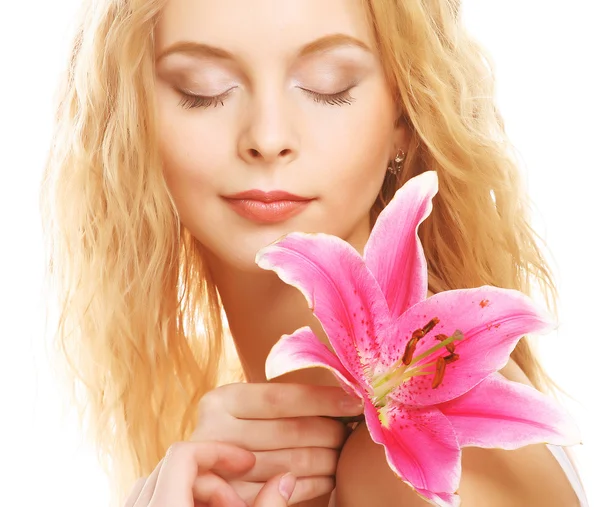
[155,0,374,59]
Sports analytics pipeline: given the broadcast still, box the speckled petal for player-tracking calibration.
[385,286,556,406]
[364,171,438,318]
[265,326,365,399]
[257,232,390,389]
[363,401,461,495]
[438,372,581,449]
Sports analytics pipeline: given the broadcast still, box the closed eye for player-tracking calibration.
[177,88,235,109]
[176,85,356,109]
[299,86,356,106]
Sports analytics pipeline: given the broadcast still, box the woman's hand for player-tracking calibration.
[124,441,296,507]
[190,382,364,505]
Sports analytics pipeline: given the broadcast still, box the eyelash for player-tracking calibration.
[177,87,356,110]
[301,87,356,106]
[178,89,233,109]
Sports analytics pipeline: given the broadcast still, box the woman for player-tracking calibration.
[41,0,587,505]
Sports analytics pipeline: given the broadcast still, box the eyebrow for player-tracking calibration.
[155,33,372,63]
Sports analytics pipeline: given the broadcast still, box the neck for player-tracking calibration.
[206,226,370,385]
[210,264,331,384]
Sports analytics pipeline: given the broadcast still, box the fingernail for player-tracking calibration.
[341,397,364,413]
[279,473,296,501]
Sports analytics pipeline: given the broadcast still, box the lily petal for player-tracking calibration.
[363,401,461,495]
[438,372,582,449]
[257,232,390,388]
[265,326,364,398]
[414,488,460,507]
[387,286,556,406]
[364,171,438,318]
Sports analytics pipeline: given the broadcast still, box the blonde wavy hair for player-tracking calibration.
[40,0,560,505]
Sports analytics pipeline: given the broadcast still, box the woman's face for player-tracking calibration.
[154,0,404,272]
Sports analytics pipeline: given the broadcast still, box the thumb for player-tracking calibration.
[254,473,296,507]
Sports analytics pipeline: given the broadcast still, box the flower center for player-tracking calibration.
[371,318,464,407]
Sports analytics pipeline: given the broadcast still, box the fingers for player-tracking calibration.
[285,476,335,505]
[216,383,363,419]
[218,448,339,482]
[254,473,296,507]
[189,471,246,507]
[124,478,147,507]
[226,476,334,506]
[145,442,254,506]
[225,416,348,451]
[132,459,165,507]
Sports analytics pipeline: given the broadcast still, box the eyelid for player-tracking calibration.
[165,63,241,94]
[299,82,353,92]
[177,87,236,109]
[180,84,237,96]
[296,81,357,95]
[291,56,367,85]
[290,67,361,94]
[299,86,356,107]
[174,76,239,96]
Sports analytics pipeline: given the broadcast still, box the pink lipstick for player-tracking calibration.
[222,190,314,224]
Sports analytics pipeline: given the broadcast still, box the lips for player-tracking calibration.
[222,190,314,224]
[224,190,310,202]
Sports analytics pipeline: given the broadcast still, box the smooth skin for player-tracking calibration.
[124,441,296,507]
[154,3,402,501]
[335,359,581,507]
[150,0,582,505]
[189,383,363,505]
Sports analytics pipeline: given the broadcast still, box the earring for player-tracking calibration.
[387,148,406,175]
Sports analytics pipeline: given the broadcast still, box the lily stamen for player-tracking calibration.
[409,330,464,366]
[372,327,464,405]
[432,352,460,389]
[436,333,456,354]
[401,336,419,365]
[422,317,440,334]
[401,317,440,365]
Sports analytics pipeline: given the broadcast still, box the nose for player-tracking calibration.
[237,89,298,166]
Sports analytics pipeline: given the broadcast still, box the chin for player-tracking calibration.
[193,207,369,274]
[200,227,294,274]
[221,248,270,273]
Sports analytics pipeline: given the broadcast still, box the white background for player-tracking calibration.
[1,1,598,506]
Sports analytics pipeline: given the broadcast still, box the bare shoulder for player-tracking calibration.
[335,422,536,507]
[457,356,581,505]
[335,359,580,506]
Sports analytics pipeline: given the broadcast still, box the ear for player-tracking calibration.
[389,116,411,159]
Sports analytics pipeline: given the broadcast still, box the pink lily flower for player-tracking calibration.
[256,171,581,506]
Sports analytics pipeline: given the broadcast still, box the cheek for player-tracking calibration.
[157,99,229,217]
[153,79,396,270]
[157,103,242,267]
[160,124,218,191]
[308,83,395,237]
[155,94,267,271]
